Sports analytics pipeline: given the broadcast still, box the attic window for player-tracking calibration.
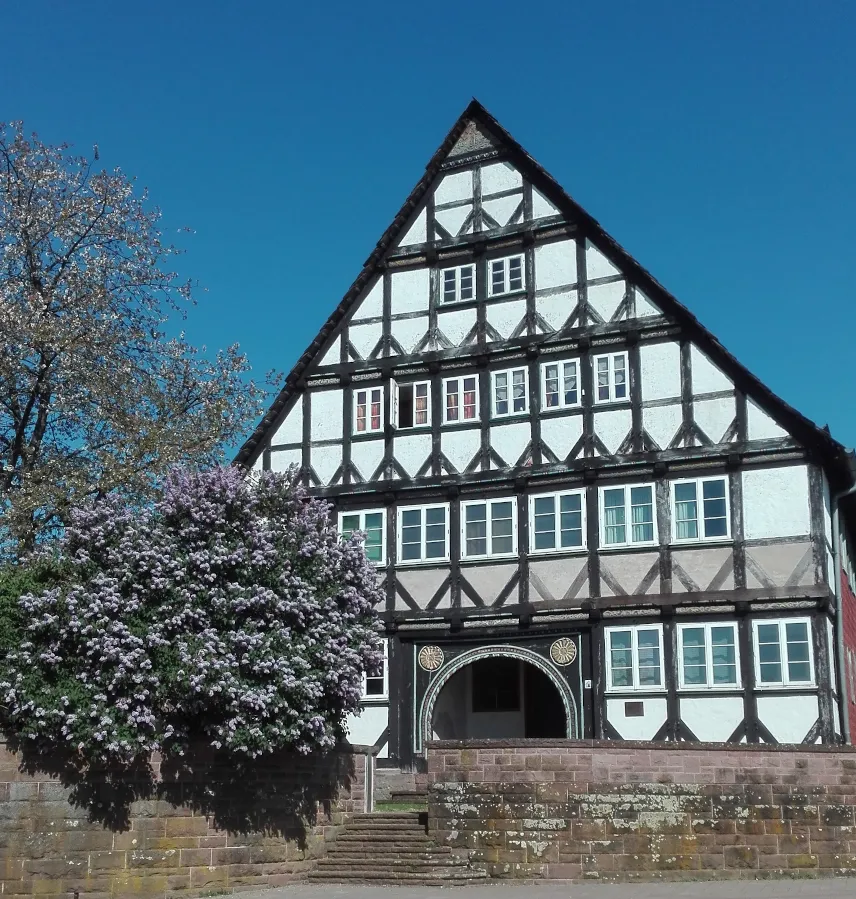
[354,388,384,434]
[488,255,525,297]
[442,264,475,303]
[391,380,430,429]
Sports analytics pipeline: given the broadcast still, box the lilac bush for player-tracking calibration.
[0,467,383,767]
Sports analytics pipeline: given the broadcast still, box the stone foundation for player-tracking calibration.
[427,739,856,881]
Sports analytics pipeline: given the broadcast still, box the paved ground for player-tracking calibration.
[232,880,852,899]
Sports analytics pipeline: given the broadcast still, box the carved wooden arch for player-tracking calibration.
[416,643,578,754]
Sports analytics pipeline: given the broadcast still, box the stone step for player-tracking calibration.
[309,870,486,884]
[389,791,429,804]
[316,859,468,872]
[350,812,424,822]
[339,825,427,835]
[327,845,452,857]
[335,830,430,840]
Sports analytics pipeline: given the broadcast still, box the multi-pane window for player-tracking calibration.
[492,367,528,417]
[442,264,475,304]
[364,639,388,699]
[398,504,449,563]
[542,360,580,410]
[391,380,430,429]
[462,498,517,559]
[354,387,383,434]
[600,485,656,547]
[678,623,740,689]
[753,618,814,687]
[605,625,664,692]
[593,352,629,404]
[672,477,729,542]
[529,490,585,553]
[443,376,479,424]
[340,510,385,565]
[488,254,525,296]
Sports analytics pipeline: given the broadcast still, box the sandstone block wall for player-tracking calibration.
[427,739,856,881]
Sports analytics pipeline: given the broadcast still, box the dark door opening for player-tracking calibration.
[524,663,567,738]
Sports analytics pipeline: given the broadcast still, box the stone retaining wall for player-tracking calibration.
[0,742,373,897]
[426,739,856,881]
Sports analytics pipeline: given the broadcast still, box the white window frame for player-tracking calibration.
[541,358,581,412]
[671,476,731,544]
[396,503,450,564]
[390,379,431,430]
[487,254,526,297]
[677,622,741,690]
[752,617,816,689]
[491,367,529,419]
[592,351,629,405]
[353,386,384,434]
[604,624,665,693]
[362,639,388,701]
[442,375,480,424]
[339,509,386,567]
[528,489,587,554]
[460,497,518,560]
[441,263,476,304]
[598,484,658,549]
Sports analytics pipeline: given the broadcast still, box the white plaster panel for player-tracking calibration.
[690,345,732,394]
[535,240,577,290]
[349,322,381,360]
[311,444,341,486]
[748,400,788,440]
[532,188,559,219]
[635,289,662,318]
[594,408,632,455]
[435,203,472,237]
[536,290,576,331]
[316,335,340,367]
[391,268,430,316]
[441,428,481,473]
[640,341,682,402]
[345,704,389,755]
[541,415,584,460]
[490,421,532,467]
[390,314,428,355]
[743,465,810,539]
[396,569,449,607]
[483,195,521,228]
[434,169,473,205]
[529,557,588,603]
[271,402,303,445]
[398,207,427,247]
[481,161,522,194]
[589,280,625,323]
[310,391,343,441]
[269,447,302,474]
[486,299,526,340]
[679,697,744,743]
[694,396,736,445]
[394,433,432,478]
[756,694,818,744]
[354,279,383,320]
[643,403,682,451]
[351,439,385,482]
[606,697,667,741]
[822,473,833,549]
[438,308,477,346]
[586,240,620,280]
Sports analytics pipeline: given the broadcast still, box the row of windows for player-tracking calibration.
[442,255,525,304]
[354,353,629,433]
[606,618,815,693]
[339,475,730,564]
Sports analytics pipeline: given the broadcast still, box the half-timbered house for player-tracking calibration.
[236,101,856,769]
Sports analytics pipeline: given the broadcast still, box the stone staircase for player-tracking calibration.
[310,812,486,885]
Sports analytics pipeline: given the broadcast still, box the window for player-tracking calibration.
[753,618,815,687]
[340,510,385,565]
[678,623,740,689]
[363,639,388,699]
[488,254,525,296]
[672,477,730,542]
[593,352,629,404]
[398,504,449,563]
[492,367,528,417]
[542,359,580,410]
[443,376,479,424]
[600,484,656,547]
[442,264,475,304]
[471,658,520,712]
[354,387,383,434]
[391,380,430,429]
[605,625,664,692]
[461,498,517,559]
[529,490,585,553]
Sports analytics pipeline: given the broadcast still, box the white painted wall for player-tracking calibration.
[606,697,667,741]
[353,279,384,320]
[481,161,522,194]
[694,397,736,445]
[679,696,744,742]
[398,207,427,247]
[490,421,531,467]
[487,299,526,340]
[532,188,559,219]
[351,439,385,482]
[311,444,341,486]
[350,322,382,359]
[747,400,788,440]
[438,308,477,346]
[394,433,432,478]
[391,268,430,316]
[441,428,481,474]
[743,465,810,539]
[269,448,301,473]
[434,170,473,205]
[390,315,428,354]
[541,414,584,460]
[346,704,389,757]
[310,391,344,441]
[585,240,620,280]
[316,336,341,367]
[756,694,818,744]
[640,342,681,402]
[271,402,303,445]
[589,281,625,323]
[593,408,632,455]
[643,403,682,451]
[690,345,732,395]
[535,240,576,290]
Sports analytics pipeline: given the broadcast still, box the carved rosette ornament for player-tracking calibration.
[549,637,577,666]
[418,645,444,672]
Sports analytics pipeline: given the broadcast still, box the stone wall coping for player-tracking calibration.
[426,738,856,754]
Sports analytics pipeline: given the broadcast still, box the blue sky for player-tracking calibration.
[5,1,855,448]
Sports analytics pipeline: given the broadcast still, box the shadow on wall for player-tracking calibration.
[11,739,354,842]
